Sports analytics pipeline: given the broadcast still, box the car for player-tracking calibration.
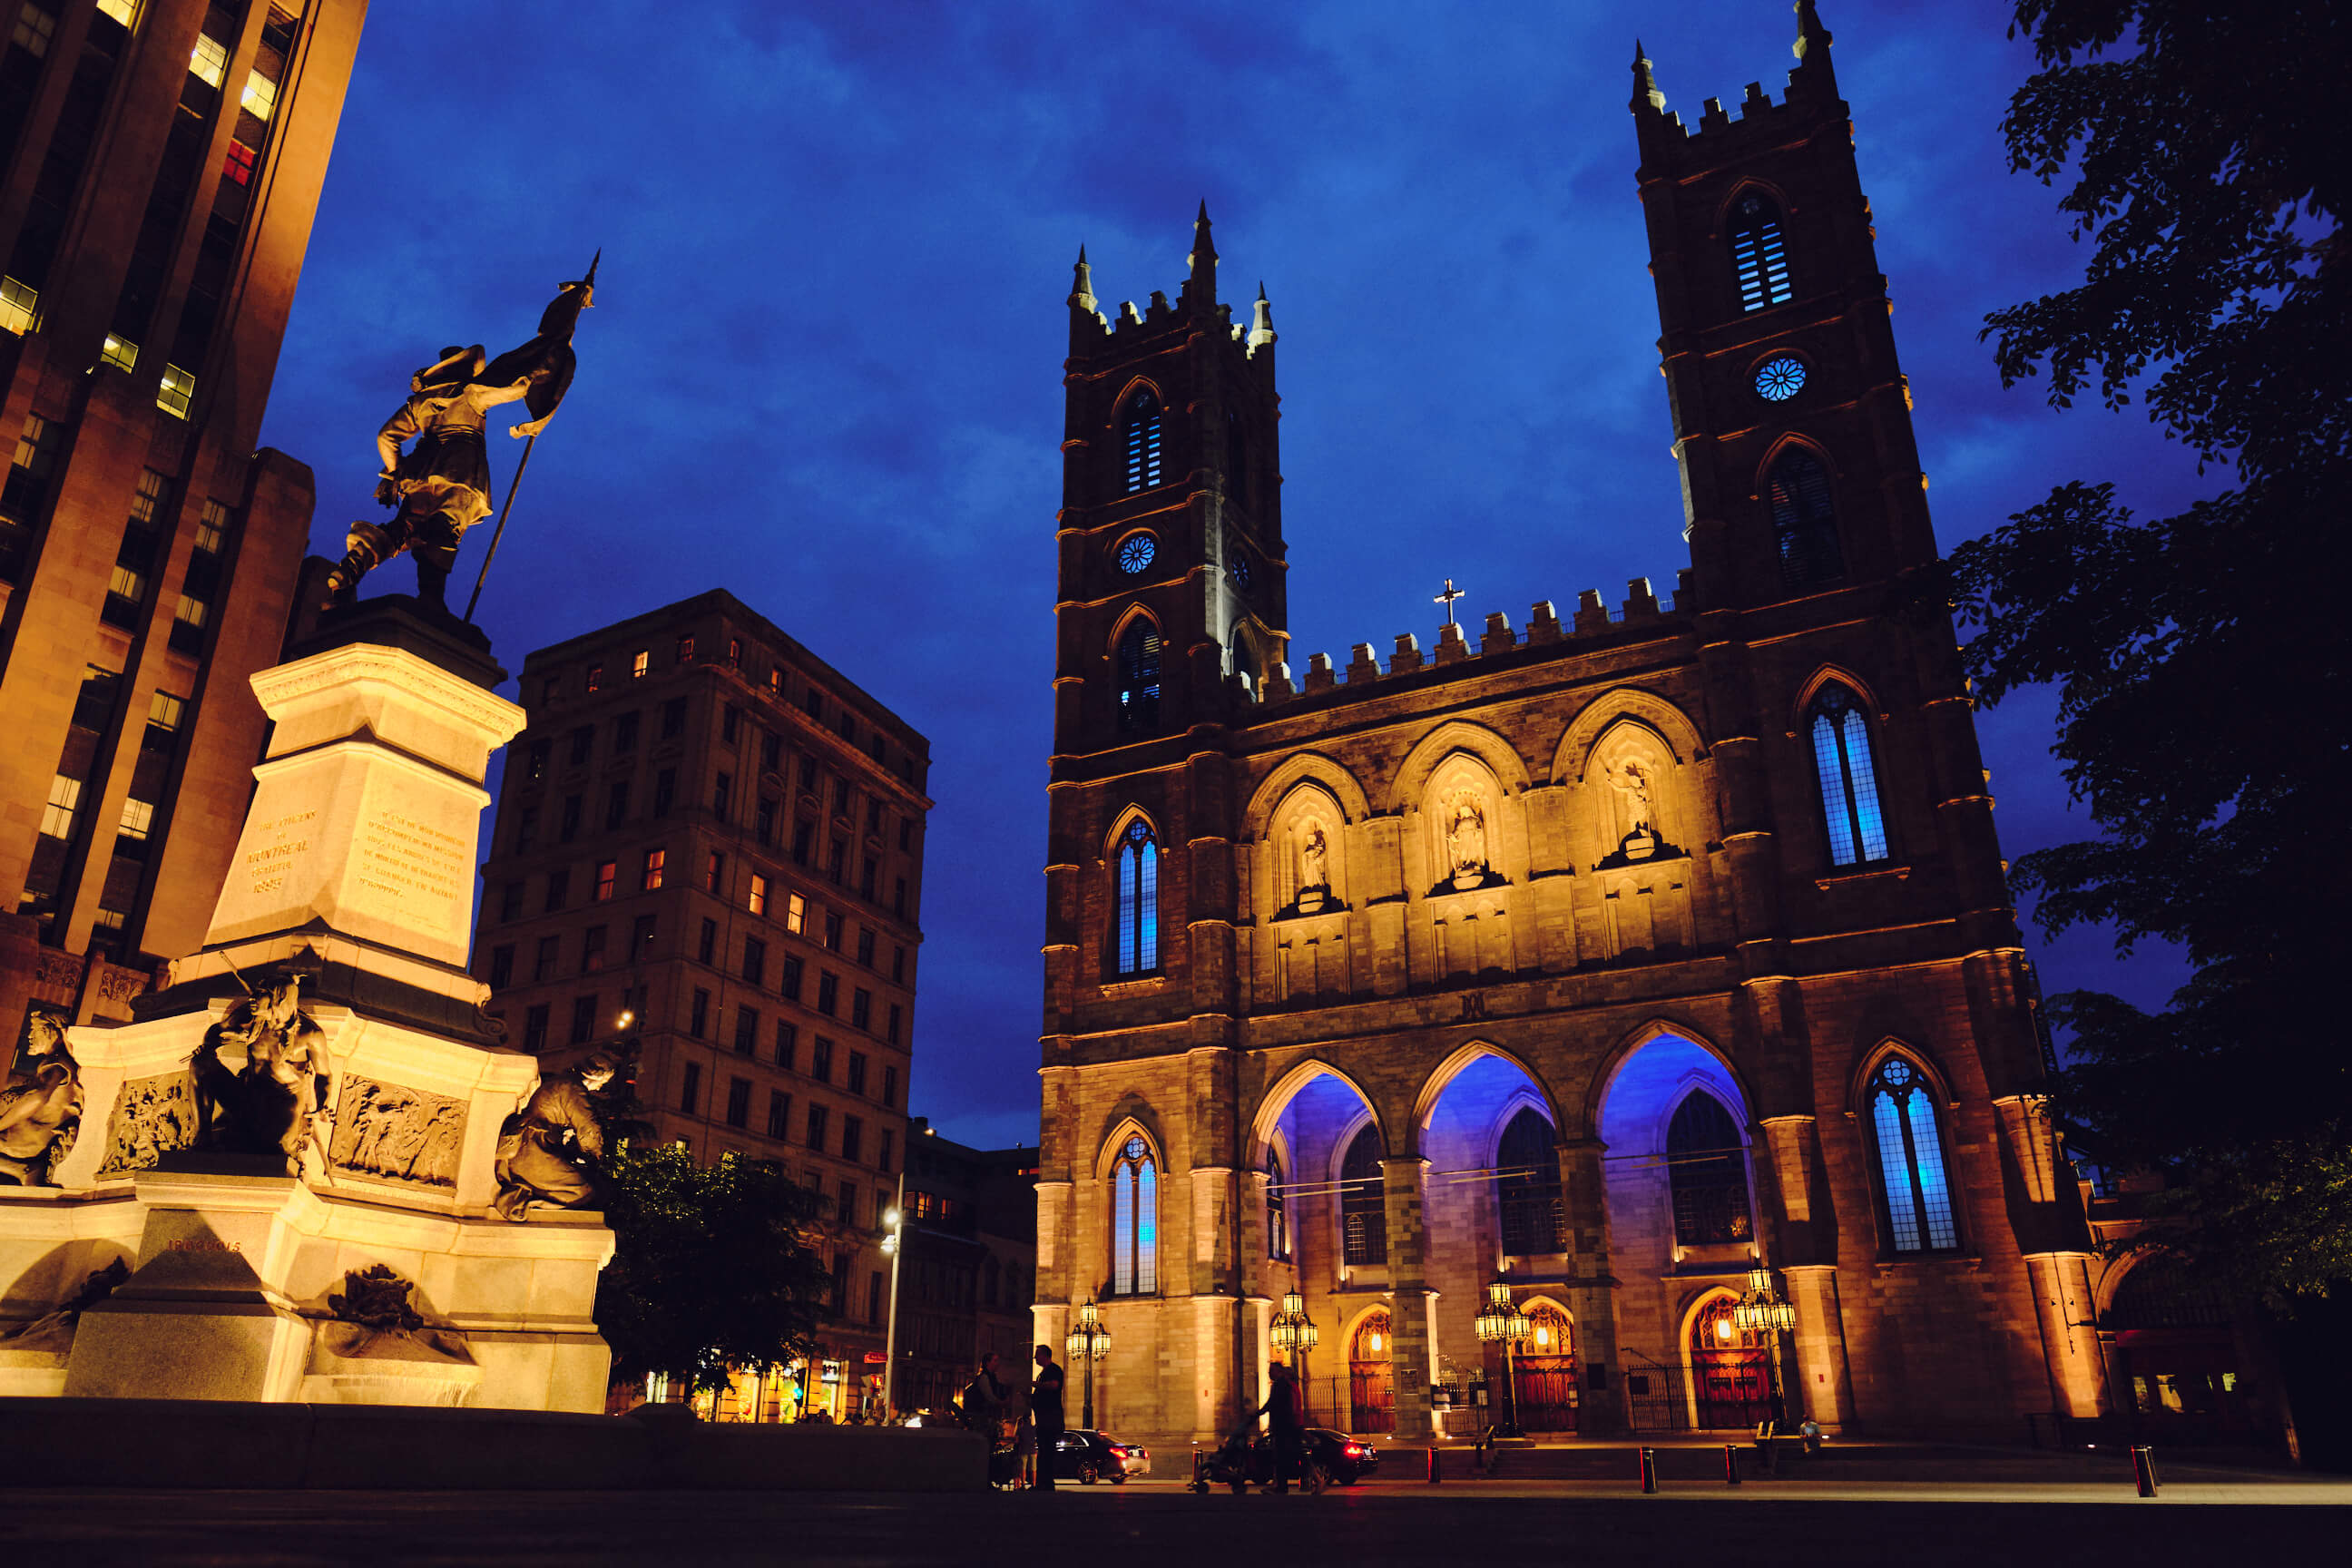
[1236,1427,1380,1486]
[1051,1428,1150,1484]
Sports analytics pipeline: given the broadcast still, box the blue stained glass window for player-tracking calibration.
[1755,356,1807,401]
[1809,685,1888,867]
[1117,620,1161,733]
[1122,388,1163,492]
[1870,1058,1957,1253]
[1114,818,1157,975]
[1112,1134,1157,1296]
[1730,191,1795,312]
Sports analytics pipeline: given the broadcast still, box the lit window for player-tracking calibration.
[239,68,278,121]
[585,662,603,692]
[1120,387,1163,493]
[147,691,184,732]
[156,363,195,419]
[100,334,138,371]
[223,140,258,185]
[107,564,147,602]
[594,860,616,902]
[677,634,695,662]
[1110,1134,1158,1295]
[1112,818,1158,976]
[631,650,649,680]
[195,500,229,553]
[1808,684,1889,867]
[118,798,155,840]
[128,468,166,524]
[785,892,805,935]
[749,873,769,916]
[1116,619,1161,732]
[0,275,37,336]
[1730,190,1794,312]
[1767,448,1843,587]
[1754,356,1806,402]
[1341,1126,1387,1265]
[11,5,54,57]
[39,775,80,838]
[641,847,666,891]
[172,594,208,632]
[1868,1057,1957,1252]
[95,0,139,25]
[188,31,227,88]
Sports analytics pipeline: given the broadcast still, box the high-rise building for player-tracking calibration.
[0,0,367,1034]
[478,588,931,1415]
[1029,10,2145,1452]
[897,1118,1038,1416]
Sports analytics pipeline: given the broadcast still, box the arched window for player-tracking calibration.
[1808,683,1889,867]
[1867,1057,1957,1253]
[1340,1125,1387,1266]
[1767,448,1843,587]
[1230,632,1258,696]
[1112,818,1159,975]
[1729,190,1793,311]
[1495,1107,1563,1254]
[1122,387,1163,492]
[1116,618,1161,732]
[1266,1149,1290,1261]
[1667,1092,1752,1245]
[1110,1133,1159,1294]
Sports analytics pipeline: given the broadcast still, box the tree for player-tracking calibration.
[1949,2,2352,1308]
[596,1142,838,1398]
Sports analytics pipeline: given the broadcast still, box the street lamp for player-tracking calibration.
[1732,1259,1798,1433]
[1269,1288,1321,1422]
[1065,1297,1112,1430]
[1475,1278,1532,1438]
[878,1173,906,1421]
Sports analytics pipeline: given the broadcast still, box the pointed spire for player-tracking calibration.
[1247,281,1276,351]
[1631,37,1667,113]
[1189,200,1218,275]
[1069,243,1096,313]
[1794,0,1833,62]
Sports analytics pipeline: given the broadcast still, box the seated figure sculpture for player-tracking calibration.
[492,1054,615,1220]
[191,975,328,1176]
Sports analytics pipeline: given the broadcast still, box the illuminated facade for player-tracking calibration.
[0,0,364,1037]
[1031,11,2122,1450]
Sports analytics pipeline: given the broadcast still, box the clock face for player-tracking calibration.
[1755,355,1807,402]
[1117,533,1156,574]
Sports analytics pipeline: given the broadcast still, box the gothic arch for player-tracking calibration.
[1338,1299,1394,1357]
[1411,1040,1568,1157]
[1249,1056,1387,1168]
[1788,663,1887,730]
[1246,752,1373,834]
[1583,1017,1752,1135]
[1552,689,1707,785]
[1386,720,1532,812]
[1750,432,1844,504]
[1106,603,1163,662]
[1100,802,1161,859]
[1093,1109,1166,1180]
[1261,779,1352,916]
[1846,1035,1962,1116]
[1711,176,1798,235]
[1106,375,1167,429]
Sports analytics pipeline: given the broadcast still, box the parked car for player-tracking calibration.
[1052,1428,1149,1484]
[1228,1427,1379,1486]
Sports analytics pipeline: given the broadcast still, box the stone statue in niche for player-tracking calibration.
[328,1076,466,1188]
[492,1054,616,1220]
[0,1011,83,1186]
[100,1070,199,1177]
[191,975,329,1176]
[1442,789,1491,888]
[1610,756,1659,858]
[1296,822,1331,912]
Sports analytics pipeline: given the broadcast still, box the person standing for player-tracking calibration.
[1259,1359,1315,1494]
[1031,1344,1067,1492]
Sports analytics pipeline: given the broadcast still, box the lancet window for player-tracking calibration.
[1340,1125,1387,1266]
[1867,1057,1957,1253]
[1112,818,1159,975]
[1730,190,1794,312]
[1110,1133,1159,1294]
[1122,387,1163,492]
[1767,448,1843,587]
[1667,1091,1752,1245]
[1116,619,1161,733]
[1808,683,1888,867]
[1495,1107,1564,1254]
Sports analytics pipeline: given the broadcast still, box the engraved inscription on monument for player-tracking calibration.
[244,808,317,898]
[355,808,467,912]
[328,1076,466,1188]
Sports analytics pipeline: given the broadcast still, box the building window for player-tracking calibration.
[156,363,195,419]
[851,988,871,1031]
[817,971,838,1016]
[1730,189,1794,312]
[662,698,686,740]
[843,1115,863,1163]
[878,1129,895,1172]
[516,808,539,852]
[1869,1057,1958,1253]
[780,956,803,1002]
[823,911,843,951]
[838,1181,858,1226]
[676,634,695,663]
[499,882,524,922]
[488,945,514,990]
[892,946,907,984]
[733,1005,760,1055]
[721,705,741,744]
[632,914,657,958]
[768,1091,791,1139]
[10,5,54,59]
[705,850,726,894]
[544,869,569,914]
[1110,1134,1159,1295]
[0,274,37,335]
[631,650,649,680]
[1495,1107,1563,1254]
[594,860,616,902]
[869,1270,887,1324]
[885,1004,901,1046]
[642,848,666,890]
[774,1021,797,1069]
[1808,683,1889,867]
[604,780,629,829]
[585,662,603,693]
[1766,447,1843,588]
[742,936,766,986]
[726,1077,750,1129]
[1121,387,1163,493]
[847,1052,867,1096]
[698,917,717,965]
[1340,1126,1387,1266]
[653,769,676,817]
[582,926,607,972]
[713,772,731,817]
[522,1004,550,1053]
[1116,621,1161,732]
[614,711,639,752]
[690,987,710,1038]
[533,935,560,981]
[1668,1091,1752,1245]
[881,1064,897,1110]
[559,793,582,840]
[569,995,599,1046]
[100,332,137,371]
[189,30,229,87]
[785,893,806,935]
[37,775,80,839]
[679,1061,701,1114]
[812,1036,834,1083]
[1266,1151,1290,1261]
[806,1102,829,1150]
[1112,818,1159,975]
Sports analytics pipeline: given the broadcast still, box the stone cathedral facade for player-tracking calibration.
[1031,8,2106,1449]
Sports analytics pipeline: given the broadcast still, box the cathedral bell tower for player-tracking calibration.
[1633,2,1936,613]
[1053,206,1284,763]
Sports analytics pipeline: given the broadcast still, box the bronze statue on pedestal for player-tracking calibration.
[191,975,328,1177]
[491,1054,616,1220]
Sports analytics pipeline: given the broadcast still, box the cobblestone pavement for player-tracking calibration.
[5,1483,2347,1568]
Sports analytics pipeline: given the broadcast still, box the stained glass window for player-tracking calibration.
[1808,684,1889,867]
[1117,619,1161,732]
[1755,356,1806,401]
[1122,387,1163,493]
[1113,818,1158,975]
[1112,1134,1158,1295]
[1869,1058,1957,1252]
[1730,191,1794,311]
[1117,532,1156,574]
[1667,1092,1752,1245]
[1767,448,1844,587]
[1496,1107,1563,1253]
[1341,1126,1387,1266]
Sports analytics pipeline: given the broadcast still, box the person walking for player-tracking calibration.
[1031,1344,1067,1492]
[1258,1359,1317,1494]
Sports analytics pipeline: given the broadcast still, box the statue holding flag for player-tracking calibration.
[325,254,596,612]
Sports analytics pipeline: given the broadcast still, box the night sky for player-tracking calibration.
[260,1,2198,1150]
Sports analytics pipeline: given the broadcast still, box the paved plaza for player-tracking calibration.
[8,1475,2348,1568]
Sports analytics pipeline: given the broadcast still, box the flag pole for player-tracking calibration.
[462,433,536,624]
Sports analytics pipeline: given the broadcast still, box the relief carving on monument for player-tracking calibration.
[0,1012,83,1186]
[328,1076,466,1188]
[100,1071,200,1177]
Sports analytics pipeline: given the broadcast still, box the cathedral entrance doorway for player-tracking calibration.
[1503,1299,1578,1433]
[1688,1292,1772,1430]
[1348,1307,1395,1434]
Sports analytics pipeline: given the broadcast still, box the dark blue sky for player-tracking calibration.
[261,1,2198,1149]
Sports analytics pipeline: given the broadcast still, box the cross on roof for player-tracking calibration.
[1434,577,1465,626]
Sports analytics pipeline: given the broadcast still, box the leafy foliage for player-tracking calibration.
[1950,2,2351,1308]
[596,1142,838,1397]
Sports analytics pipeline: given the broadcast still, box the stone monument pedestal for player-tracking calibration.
[0,601,616,1413]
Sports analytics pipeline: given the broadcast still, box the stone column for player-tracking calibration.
[1782,1264,1856,1430]
[1380,1155,1436,1442]
[1558,1136,1628,1436]
[2025,1251,2107,1418]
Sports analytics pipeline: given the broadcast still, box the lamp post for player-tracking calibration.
[878,1173,906,1421]
[1475,1279,1532,1438]
[1269,1288,1321,1422]
[1731,1259,1798,1433]
[1064,1297,1112,1431]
